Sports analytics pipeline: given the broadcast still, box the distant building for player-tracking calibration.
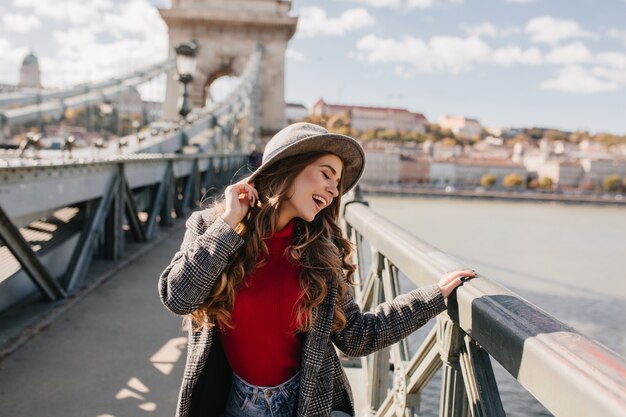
[522,149,550,174]
[399,155,430,184]
[469,137,510,160]
[431,142,463,159]
[1,51,43,93]
[579,139,609,154]
[580,158,626,185]
[286,103,308,123]
[118,88,143,117]
[143,100,163,123]
[0,83,20,94]
[485,126,503,137]
[311,99,427,133]
[19,51,42,89]
[438,115,482,138]
[430,158,527,187]
[537,160,584,187]
[361,147,401,185]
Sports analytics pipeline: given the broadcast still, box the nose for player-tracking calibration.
[327,182,339,198]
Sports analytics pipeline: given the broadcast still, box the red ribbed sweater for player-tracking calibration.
[218,219,303,386]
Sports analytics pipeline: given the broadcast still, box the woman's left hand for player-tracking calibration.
[438,269,476,298]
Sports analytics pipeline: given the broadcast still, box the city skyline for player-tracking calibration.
[0,0,625,134]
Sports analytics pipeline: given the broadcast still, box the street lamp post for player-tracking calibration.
[174,40,198,120]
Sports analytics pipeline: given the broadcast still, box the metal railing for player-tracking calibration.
[342,193,626,417]
[0,152,249,311]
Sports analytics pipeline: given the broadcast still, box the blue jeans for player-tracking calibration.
[221,371,300,417]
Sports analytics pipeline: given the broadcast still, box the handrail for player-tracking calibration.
[0,151,248,311]
[342,198,626,417]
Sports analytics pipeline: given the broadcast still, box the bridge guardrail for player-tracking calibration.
[0,152,249,316]
[342,193,626,417]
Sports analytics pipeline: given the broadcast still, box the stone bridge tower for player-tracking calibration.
[160,0,298,136]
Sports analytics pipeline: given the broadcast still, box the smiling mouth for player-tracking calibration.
[312,196,325,210]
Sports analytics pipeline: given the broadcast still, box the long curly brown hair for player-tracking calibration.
[189,151,356,334]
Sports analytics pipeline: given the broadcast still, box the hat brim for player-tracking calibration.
[245,133,365,194]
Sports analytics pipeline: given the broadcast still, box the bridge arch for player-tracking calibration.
[159,0,298,136]
[202,59,241,105]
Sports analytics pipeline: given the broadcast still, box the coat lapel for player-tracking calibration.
[297,284,337,416]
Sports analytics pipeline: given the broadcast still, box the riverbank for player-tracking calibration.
[360,184,626,206]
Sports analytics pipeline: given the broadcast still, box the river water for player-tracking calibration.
[362,195,626,417]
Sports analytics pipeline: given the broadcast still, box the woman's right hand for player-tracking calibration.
[219,180,259,229]
[438,269,476,298]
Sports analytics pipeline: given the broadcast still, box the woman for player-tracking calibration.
[159,122,475,417]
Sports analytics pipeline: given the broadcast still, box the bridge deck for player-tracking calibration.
[0,218,367,416]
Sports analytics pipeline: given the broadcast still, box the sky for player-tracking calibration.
[0,0,625,134]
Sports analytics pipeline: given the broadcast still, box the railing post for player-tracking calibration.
[160,160,175,226]
[365,253,391,416]
[104,164,124,260]
[438,315,469,417]
[382,259,419,417]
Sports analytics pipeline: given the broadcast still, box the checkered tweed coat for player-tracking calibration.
[159,208,446,417]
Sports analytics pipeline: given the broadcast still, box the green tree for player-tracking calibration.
[503,173,524,188]
[603,175,622,192]
[538,176,554,190]
[380,128,399,141]
[480,174,497,188]
[544,130,567,142]
[440,137,457,147]
[508,133,531,145]
[570,130,590,144]
[582,179,598,192]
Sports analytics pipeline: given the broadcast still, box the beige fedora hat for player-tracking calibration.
[246,122,365,194]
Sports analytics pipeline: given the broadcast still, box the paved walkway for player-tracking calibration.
[0,219,367,417]
[0,223,189,417]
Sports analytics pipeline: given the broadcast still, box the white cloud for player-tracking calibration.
[591,66,626,87]
[41,34,166,87]
[296,7,376,38]
[545,42,592,65]
[1,12,41,33]
[406,0,436,8]
[13,0,115,24]
[492,46,543,66]
[39,0,167,87]
[525,16,596,45]
[406,0,463,9]
[461,23,499,38]
[348,0,403,8]
[596,52,626,70]
[347,0,462,9]
[353,34,490,74]
[540,66,620,93]
[461,22,521,38]
[0,38,30,63]
[354,34,546,74]
[608,29,626,46]
[286,48,306,63]
[101,0,168,40]
[0,37,30,84]
[53,27,99,60]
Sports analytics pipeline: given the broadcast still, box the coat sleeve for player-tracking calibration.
[330,276,446,357]
[158,210,245,315]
